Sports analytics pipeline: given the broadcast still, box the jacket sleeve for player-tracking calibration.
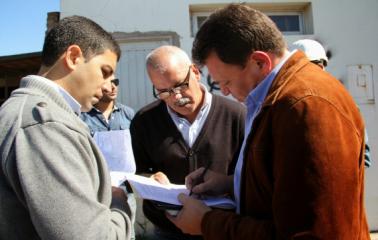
[12,122,131,240]
[271,96,366,239]
[130,117,153,174]
[201,96,367,239]
[202,210,275,239]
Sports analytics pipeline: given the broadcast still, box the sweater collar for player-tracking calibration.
[19,75,76,116]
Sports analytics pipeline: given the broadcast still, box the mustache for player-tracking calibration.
[174,98,191,107]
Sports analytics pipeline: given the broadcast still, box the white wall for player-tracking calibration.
[61,0,378,230]
[306,0,378,230]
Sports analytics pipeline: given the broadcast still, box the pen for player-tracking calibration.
[189,161,212,196]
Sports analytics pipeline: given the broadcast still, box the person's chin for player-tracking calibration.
[81,105,91,112]
[176,103,194,114]
[81,98,98,112]
[92,97,100,105]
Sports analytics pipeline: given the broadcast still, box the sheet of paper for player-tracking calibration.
[93,130,136,174]
[125,174,236,209]
[125,174,188,205]
[110,171,130,187]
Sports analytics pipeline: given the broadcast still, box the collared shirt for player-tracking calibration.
[80,102,135,136]
[32,75,82,115]
[167,84,213,147]
[234,50,295,213]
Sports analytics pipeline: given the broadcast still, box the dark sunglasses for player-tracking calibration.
[111,78,119,86]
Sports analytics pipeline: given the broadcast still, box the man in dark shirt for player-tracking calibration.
[130,45,246,240]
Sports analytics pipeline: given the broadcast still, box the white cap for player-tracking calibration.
[291,39,328,64]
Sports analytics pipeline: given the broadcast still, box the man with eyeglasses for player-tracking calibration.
[130,45,246,240]
[81,78,137,240]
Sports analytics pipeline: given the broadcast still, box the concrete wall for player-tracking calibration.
[61,0,378,230]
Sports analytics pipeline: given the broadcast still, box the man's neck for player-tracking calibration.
[95,100,115,120]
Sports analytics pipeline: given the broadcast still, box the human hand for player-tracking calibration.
[150,171,170,185]
[112,186,128,201]
[166,193,211,235]
[111,187,131,217]
[186,168,233,196]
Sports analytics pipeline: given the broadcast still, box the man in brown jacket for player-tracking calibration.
[167,4,370,240]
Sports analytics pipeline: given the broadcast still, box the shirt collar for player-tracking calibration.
[200,83,212,111]
[34,76,82,116]
[245,50,295,109]
[91,101,119,114]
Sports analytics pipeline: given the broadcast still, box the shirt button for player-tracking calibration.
[37,102,47,107]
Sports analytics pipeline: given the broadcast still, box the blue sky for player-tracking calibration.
[0,0,60,56]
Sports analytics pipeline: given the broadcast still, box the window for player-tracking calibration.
[190,3,312,36]
[267,12,303,34]
[191,12,211,37]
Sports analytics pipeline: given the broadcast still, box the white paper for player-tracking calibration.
[109,171,130,187]
[125,174,236,209]
[93,130,136,174]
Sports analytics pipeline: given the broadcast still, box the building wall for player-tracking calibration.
[61,0,378,230]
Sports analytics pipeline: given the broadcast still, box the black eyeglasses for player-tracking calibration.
[154,66,191,99]
[111,78,119,86]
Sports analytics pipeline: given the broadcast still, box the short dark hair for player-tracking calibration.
[192,3,286,67]
[41,15,121,67]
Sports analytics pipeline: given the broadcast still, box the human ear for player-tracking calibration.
[249,51,272,75]
[64,45,84,70]
[191,64,202,82]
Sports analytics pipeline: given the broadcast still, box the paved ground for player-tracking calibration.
[371,232,378,240]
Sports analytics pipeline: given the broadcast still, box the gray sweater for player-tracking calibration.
[0,75,131,240]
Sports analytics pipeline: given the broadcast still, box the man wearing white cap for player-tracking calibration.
[291,39,372,168]
[291,39,328,70]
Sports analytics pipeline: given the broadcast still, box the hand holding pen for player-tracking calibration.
[187,161,212,197]
[185,162,234,197]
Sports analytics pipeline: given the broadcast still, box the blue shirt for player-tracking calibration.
[234,51,294,213]
[80,102,135,136]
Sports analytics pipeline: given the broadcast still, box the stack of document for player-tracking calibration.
[125,174,236,210]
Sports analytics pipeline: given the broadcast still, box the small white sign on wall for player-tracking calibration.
[347,64,374,104]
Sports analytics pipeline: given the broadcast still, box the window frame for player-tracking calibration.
[191,11,212,37]
[266,11,304,35]
[190,8,308,36]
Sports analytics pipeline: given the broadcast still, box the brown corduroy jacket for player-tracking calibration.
[202,51,370,240]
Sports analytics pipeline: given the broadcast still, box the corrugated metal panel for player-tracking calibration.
[117,40,170,111]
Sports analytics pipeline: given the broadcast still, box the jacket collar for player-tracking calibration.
[262,51,310,107]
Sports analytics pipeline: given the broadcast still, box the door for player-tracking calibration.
[117,40,170,111]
